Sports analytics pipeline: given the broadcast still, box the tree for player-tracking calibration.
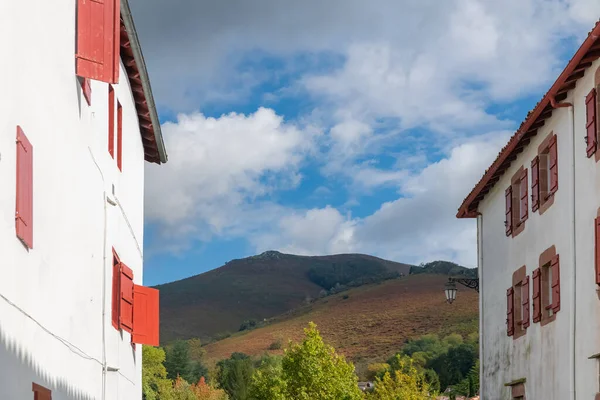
[165,341,192,381]
[216,353,255,400]
[142,346,176,400]
[191,377,229,400]
[366,357,435,400]
[251,322,363,400]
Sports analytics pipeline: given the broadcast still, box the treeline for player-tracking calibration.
[144,323,478,400]
[410,260,478,278]
[307,261,402,291]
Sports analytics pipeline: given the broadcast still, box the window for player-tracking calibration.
[109,86,115,158]
[587,88,597,157]
[505,167,527,237]
[16,126,33,249]
[117,101,123,171]
[508,266,528,339]
[112,249,160,345]
[533,133,558,215]
[508,381,526,399]
[75,0,120,84]
[533,246,560,326]
[32,383,51,400]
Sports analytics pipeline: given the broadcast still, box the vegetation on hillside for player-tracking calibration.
[203,274,479,365]
[410,261,477,278]
[307,260,402,291]
[157,252,411,343]
[147,321,479,399]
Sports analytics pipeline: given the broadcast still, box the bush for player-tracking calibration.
[342,294,350,300]
[239,319,258,332]
[268,339,283,350]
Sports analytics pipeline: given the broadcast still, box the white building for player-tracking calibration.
[0,0,167,399]
[457,22,600,399]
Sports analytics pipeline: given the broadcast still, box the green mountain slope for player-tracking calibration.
[156,251,412,343]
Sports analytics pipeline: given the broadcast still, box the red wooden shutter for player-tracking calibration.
[117,102,123,171]
[596,217,600,285]
[531,156,539,212]
[505,186,513,236]
[32,383,52,400]
[507,287,514,336]
[16,126,33,249]
[586,88,597,157]
[111,254,120,329]
[549,135,558,193]
[120,263,134,333]
[82,78,92,105]
[76,0,120,83]
[108,86,115,158]
[522,276,530,329]
[519,169,528,222]
[551,255,560,313]
[132,285,160,346]
[532,268,541,323]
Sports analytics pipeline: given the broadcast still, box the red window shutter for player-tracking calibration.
[551,255,560,313]
[519,169,528,222]
[32,383,52,400]
[522,276,530,329]
[596,217,600,285]
[16,126,33,249]
[132,285,160,346]
[108,86,115,158]
[120,263,134,333]
[505,186,513,236]
[586,88,597,157]
[117,102,123,171]
[549,135,558,193]
[507,287,514,336]
[76,0,120,83]
[531,156,539,212]
[111,254,120,329]
[81,78,92,105]
[532,268,541,323]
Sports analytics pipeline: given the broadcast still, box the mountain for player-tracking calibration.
[156,251,412,343]
[202,274,479,369]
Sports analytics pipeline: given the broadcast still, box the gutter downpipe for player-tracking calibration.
[550,95,576,400]
[88,148,116,400]
[476,212,484,397]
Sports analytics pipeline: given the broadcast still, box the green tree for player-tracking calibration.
[165,341,192,381]
[216,353,255,400]
[142,346,176,400]
[251,322,363,400]
[366,357,435,400]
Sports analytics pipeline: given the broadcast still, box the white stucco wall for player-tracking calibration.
[478,57,600,399]
[0,1,147,399]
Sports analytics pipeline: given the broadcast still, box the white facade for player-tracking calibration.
[0,1,165,399]
[464,33,600,399]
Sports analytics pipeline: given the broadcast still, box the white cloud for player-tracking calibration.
[254,133,509,266]
[145,108,319,249]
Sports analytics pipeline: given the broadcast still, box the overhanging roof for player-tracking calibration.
[120,0,167,164]
[457,21,600,218]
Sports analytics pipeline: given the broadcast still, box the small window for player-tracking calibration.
[509,266,528,339]
[535,132,558,215]
[511,382,525,400]
[507,167,527,237]
[538,248,560,325]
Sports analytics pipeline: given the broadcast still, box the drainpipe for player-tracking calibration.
[550,95,576,400]
[88,148,116,400]
[476,213,484,397]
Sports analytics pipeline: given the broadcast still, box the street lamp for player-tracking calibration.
[444,277,479,304]
[445,280,457,304]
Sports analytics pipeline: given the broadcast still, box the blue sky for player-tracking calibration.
[133,0,600,286]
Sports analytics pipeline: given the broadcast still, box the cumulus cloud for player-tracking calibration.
[139,0,600,267]
[145,108,319,249]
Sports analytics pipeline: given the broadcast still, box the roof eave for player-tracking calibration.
[457,21,600,219]
[120,0,168,164]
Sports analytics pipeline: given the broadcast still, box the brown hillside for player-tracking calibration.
[203,274,478,365]
[156,251,412,343]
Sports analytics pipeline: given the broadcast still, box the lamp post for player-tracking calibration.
[444,277,479,304]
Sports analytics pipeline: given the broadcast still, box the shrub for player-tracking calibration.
[268,339,283,350]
